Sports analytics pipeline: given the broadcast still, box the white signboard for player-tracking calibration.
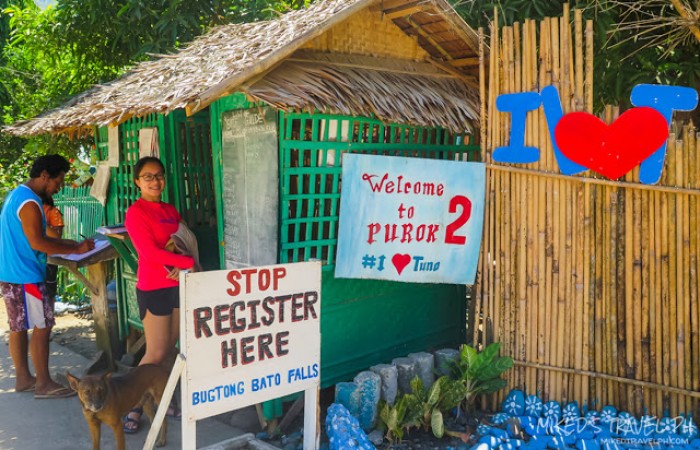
[335,154,486,284]
[181,261,321,421]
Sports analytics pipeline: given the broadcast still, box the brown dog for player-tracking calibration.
[67,364,169,450]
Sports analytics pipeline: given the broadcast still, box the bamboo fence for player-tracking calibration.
[475,6,700,417]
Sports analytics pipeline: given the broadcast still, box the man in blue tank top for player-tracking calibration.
[0,155,95,399]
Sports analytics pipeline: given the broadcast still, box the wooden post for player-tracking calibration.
[86,261,117,370]
[143,354,186,450]
[304,387,320,450]
[48,246,119,372]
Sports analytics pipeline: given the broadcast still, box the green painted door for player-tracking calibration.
[166,110,220,271]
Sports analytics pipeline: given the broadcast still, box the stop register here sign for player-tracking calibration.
[180,261,321,421]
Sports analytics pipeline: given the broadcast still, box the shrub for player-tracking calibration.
[449,342,514,412]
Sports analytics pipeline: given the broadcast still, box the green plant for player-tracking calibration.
[403,375,467,438]
[377,395,410,444]
[449,342,513,412]
[56,267,89,306]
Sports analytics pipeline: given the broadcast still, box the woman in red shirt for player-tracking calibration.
[123,156,194,432]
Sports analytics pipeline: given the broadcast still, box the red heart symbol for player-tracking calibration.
[554,106,669,180]
[391,253,411,275]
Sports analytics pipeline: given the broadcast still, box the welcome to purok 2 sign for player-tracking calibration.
[335,154,485,284]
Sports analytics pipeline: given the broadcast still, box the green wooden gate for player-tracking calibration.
[97,110,218,337]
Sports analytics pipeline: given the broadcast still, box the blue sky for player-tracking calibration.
[34,0,55,8]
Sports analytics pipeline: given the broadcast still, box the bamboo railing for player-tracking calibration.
[475,6,700,417]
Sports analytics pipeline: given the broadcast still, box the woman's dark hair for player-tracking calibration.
[133,156,165,181]
[43,195,55,207]
[29,154,70,179]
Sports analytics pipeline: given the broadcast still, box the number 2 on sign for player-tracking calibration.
[445,195,471,245]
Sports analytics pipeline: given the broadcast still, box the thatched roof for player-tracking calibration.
[245,52,479,132]
[5,0,482,136]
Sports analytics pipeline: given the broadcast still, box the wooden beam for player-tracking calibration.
[513,360,700,399]
[378,0,419,10]
[487,163,700,196]
[278,396,305,432]
[383,3,426,20]
[451,57,480,67]
[284,57,461,80]
[406,16,453,60]
[431,0,482,55]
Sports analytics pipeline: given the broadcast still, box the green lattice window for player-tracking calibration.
[96,114,162,224]
[279,112,480,270]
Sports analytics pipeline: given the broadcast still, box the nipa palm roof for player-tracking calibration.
[4,0,483,136]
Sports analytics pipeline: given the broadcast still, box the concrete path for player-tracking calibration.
[0,328,260,450]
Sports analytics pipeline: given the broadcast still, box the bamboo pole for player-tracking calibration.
[633,181,643,413]
[582,16,594,406]
[555,8,570,402]
[541,16,553,400]
[683,128,693,414]
[690,134,700,400]
[512,360,700,399]
[507,22,523,389]
[667,135,679,415]
[675,134,684,415]
[479,27,487,163]
[561,4,571,114]
[475,26,487,346]
[485,165,700,196]
[648,184,658,414]
[624,160,635,411]
[528,17,540,396]
[640,186,652,413]
[584,20,594,113]
[601,107,612,407]
[537,17,549,398]
[489,10,499,363]
[572,9,584,404]
[654,189,664,411]
[500,23,513,388]
[574,9,584,111]
[529,18,540,393]
[660,173,672,413]
[519,19,533,393]
[594,180,605,406]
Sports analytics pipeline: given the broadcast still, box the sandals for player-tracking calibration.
[123,407,143,434]
[34,386,76,399]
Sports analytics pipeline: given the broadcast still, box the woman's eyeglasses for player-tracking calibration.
[139,172,165,182]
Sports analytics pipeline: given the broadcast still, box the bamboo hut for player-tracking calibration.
[5,0,484,399]
[5,0,481,136]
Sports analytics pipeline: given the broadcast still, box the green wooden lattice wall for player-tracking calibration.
[277,111,479,386]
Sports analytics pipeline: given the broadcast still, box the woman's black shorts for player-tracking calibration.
[136,286,180,320]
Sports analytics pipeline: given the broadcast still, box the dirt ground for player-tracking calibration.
[0,302,100,361]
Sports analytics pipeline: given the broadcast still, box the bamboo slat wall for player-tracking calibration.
[475,6,700,417]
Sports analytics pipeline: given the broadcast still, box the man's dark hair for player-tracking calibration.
[29,154,71,179]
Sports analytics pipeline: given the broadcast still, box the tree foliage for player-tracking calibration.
[451,0,700,119]
[51,0,312,74]
[1,0,698,166]
[0,0,311,164]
